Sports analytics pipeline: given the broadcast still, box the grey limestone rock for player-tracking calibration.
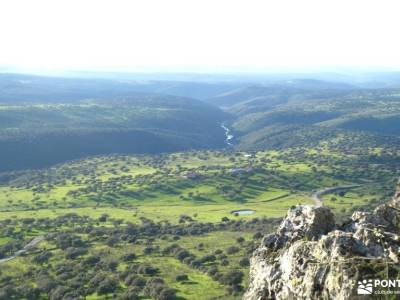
[244,183,400,300]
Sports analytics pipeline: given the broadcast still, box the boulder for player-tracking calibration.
[244,183,400,300]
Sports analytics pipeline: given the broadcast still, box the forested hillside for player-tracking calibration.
[2,73,400,171]
[0,84,229,171]
[0,73,243,103]
[210,85,400,151]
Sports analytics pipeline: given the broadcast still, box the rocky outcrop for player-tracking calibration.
[244,183,400,300]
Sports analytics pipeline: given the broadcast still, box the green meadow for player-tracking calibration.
[0,147,397,299]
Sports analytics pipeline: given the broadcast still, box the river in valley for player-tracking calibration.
[221,123,234,147]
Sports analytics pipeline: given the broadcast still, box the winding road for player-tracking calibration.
[312,184,361,207]
[0,236,45,264]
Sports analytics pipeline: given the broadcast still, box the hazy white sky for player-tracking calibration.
[0,0,399,72]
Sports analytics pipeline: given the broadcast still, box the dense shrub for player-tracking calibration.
[175,274,189,282]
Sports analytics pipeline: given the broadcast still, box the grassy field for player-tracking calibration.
[0,147,398,299]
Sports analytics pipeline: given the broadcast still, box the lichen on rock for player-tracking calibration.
[244,183,400,300]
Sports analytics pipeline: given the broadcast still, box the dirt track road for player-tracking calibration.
[0,236,44,264]
[312,185,361,207]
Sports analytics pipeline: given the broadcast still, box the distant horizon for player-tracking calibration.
[3,64,400,77]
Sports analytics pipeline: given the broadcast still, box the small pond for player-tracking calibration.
[231,209,255,215]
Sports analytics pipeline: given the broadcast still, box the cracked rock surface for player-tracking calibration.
[244,183,400,300]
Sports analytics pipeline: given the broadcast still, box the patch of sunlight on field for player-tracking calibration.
[323,189,375,213]
[140,256,227,300]
[0,192,312,224]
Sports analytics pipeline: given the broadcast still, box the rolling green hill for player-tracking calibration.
[223,87,400,151]
[0,95,229,171]
[205,80,354,111]
[0,73,244,102]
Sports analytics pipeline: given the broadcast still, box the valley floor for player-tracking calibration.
[0,145,398,299]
